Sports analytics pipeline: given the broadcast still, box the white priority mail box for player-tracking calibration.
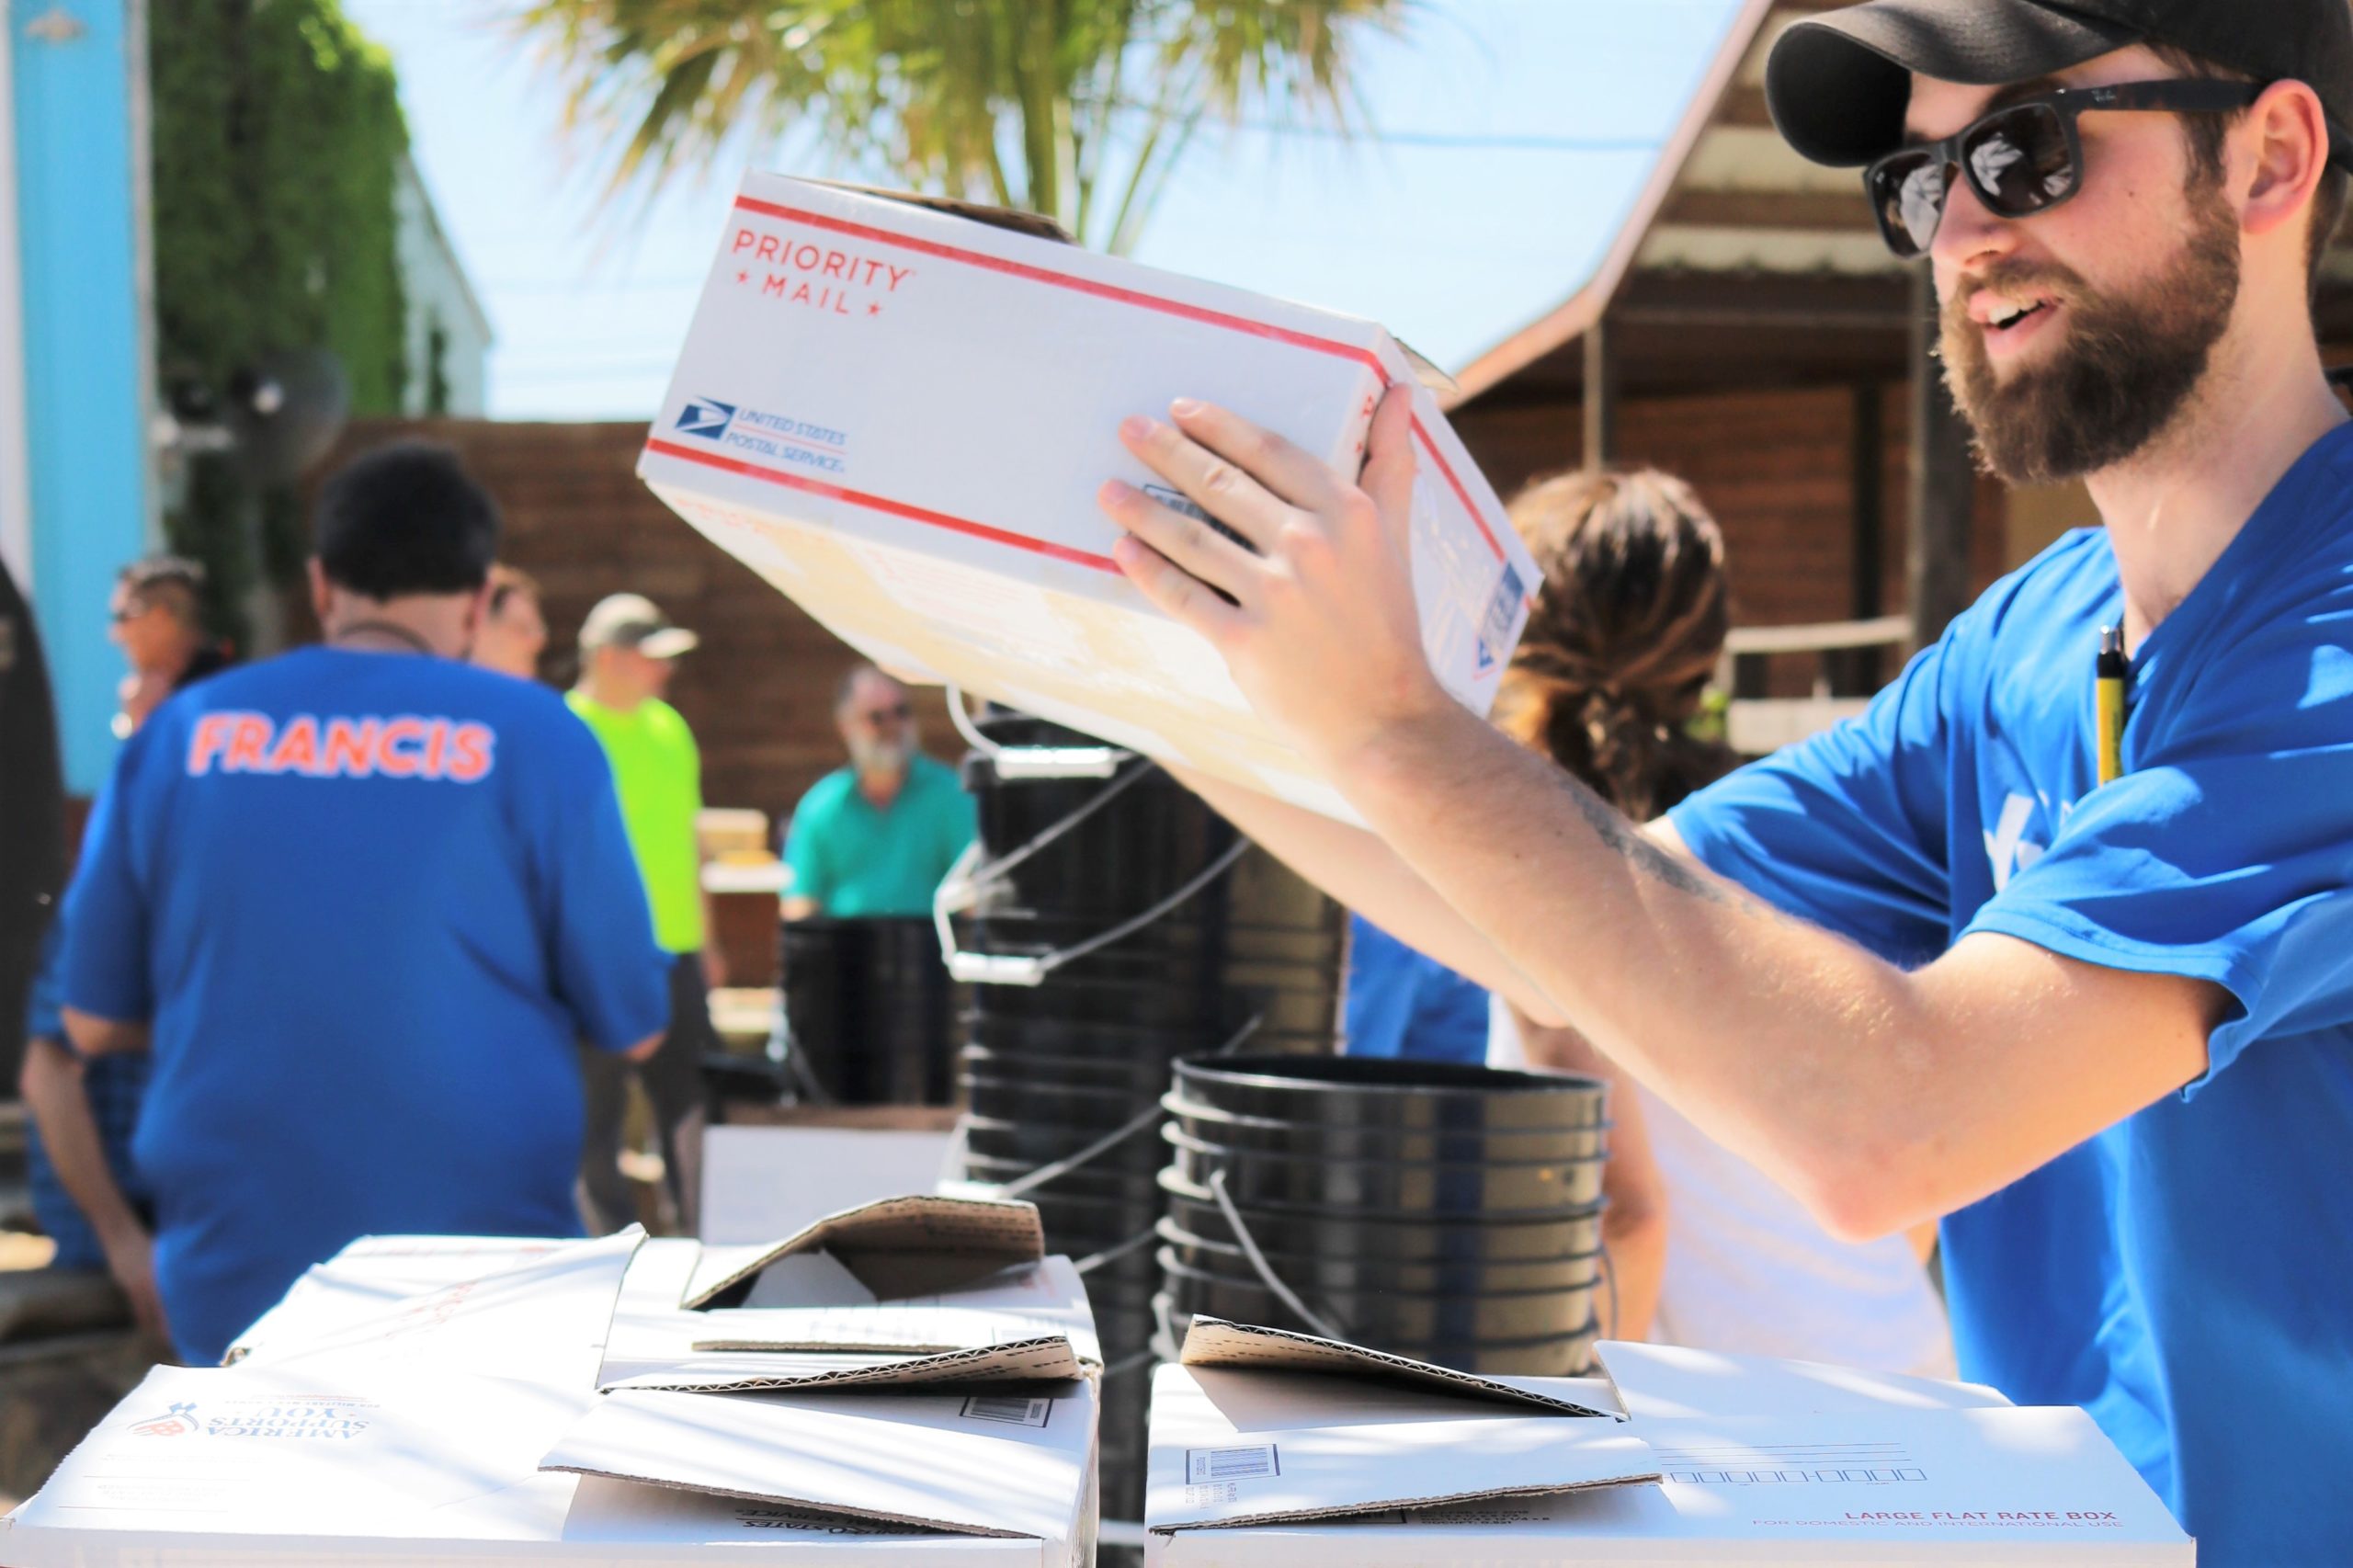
[642,173,1541,823]
[1148,1317,1654,1540]
[544,1378,1097,1560]
[222,1227,643,1386]
[1143,1328,2193,1567]
[2,1359,1092,1567]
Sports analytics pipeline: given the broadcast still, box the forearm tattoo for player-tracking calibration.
[1558,771,1734,907]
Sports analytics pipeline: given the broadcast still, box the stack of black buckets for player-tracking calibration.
[1156,1055,1610,1374]
[951,713,1347,1527]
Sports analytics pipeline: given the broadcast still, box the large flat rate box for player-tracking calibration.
[1146,1322,2194,1566]
[641,175,1540,822]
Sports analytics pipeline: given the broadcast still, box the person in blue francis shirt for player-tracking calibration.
[1090,2,2353,1559]
[59,442,668,1365]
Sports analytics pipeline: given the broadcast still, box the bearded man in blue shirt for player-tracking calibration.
[59,443,668,1365]
[1090,2,2353,1560]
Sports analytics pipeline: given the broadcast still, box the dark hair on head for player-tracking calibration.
[2148,41,2348,295]
[1493,467,1733,822]
[313,441,500,600]
[118,553,206,623]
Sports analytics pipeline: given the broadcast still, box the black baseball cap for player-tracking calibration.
[1766,0,2353,168]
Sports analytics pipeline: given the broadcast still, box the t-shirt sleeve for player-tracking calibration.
[1962,626,2353,1096]
[60,748,154,1024]
[1668,627,1961,968]
[542,720,669,1051]
[784,790,834,908]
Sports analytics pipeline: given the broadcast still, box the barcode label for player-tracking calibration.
[1187,1444,1279,1484]
[960,1395,1052,1427]
[1481,562,1526,652]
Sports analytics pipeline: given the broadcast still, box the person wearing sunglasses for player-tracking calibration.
[781,663,976,922]
[1088,0,2353,1561]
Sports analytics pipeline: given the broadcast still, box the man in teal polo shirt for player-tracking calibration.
[783,665,975,920]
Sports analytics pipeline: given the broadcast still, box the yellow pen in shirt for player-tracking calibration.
[2096,625,2128,786]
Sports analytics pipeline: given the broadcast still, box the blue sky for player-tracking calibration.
[343,0,1745,421]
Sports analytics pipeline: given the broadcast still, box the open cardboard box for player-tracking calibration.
[1145,1320,2193,1566]
[603,1195,1101,1390]
[6,1205,1099,1567]
[640,173,1540,824]
[2,1360,1097,1566]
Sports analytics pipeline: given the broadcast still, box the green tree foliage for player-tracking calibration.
[149,0,410,645]
[519,0,1412,255]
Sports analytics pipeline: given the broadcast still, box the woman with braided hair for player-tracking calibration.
[1486,466,1951,1373]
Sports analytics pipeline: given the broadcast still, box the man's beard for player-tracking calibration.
[850,734,911,776]
[1939,182,2242,486]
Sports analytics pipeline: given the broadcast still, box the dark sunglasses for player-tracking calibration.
[1866,79,2262,260]
[859,703,913,725]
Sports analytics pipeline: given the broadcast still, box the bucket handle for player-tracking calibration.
[989,1012,1265,1202]
[1205,1167,1350,1344]
[935,836,1251,987]
[946,685,1130,779]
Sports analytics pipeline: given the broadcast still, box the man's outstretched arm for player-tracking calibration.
[1100,392,2222,1241]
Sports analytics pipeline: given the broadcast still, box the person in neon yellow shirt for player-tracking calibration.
[568,593,719,1233]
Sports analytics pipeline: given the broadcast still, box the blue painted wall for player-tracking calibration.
[15,0,153,794]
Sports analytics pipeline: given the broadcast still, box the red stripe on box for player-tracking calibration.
[734,196,1381,369]
[712,193,1522,581]
[644,438,1122,574]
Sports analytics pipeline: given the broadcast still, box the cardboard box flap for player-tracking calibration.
[1144,1363,1659,1535]
[803,178,1078,245]
[541,1383,1093,1541]
[1595,1340,2013,1420]
[1178,1317,1614,1418]
[608,1335,1086,1392]
[224,1226,644,1384]
[685,1195,1045,1308]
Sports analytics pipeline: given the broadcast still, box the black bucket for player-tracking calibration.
[1157,1054,1610,1377]
[1174,1053,1608,1132]
[1165,1124,1608,1214]
[961,1113,1170,1179]
[780,916,956,1105]
[1158,1169,1605,1263]
[1155,1218,1603,1296]
[1163,1090,1609,1165]
[1154,1292,1601,1379]
[1158,1249,1597,1344]
[961,1152,1165,1204]
[960,1054,1171,1116]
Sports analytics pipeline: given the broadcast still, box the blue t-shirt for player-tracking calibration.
[1669,425,2353,1565]
[61,646,668,1364]
[1343,914,1490,1063]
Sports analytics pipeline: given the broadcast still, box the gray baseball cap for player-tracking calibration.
[578,593,699,659]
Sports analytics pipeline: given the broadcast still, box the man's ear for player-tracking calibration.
[306,559,333,626]
[2238,77,2329,245]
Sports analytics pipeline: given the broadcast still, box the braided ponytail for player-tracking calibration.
[1493,468,1733,819]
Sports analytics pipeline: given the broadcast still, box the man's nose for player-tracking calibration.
[1930,170,2022,290]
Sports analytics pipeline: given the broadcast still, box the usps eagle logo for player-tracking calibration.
[130,1402,199,1437]
[676,397,737,441]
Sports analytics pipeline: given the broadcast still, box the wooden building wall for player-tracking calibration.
[1451,383,2010,643]
[324,388,2013,816]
